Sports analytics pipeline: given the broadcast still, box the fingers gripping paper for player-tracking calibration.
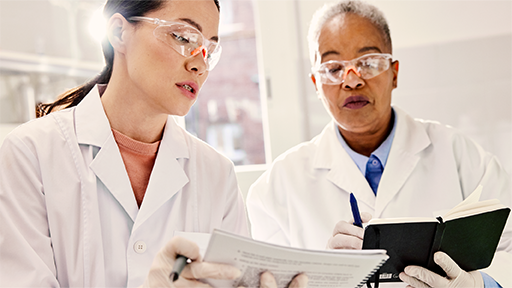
[202,229,388,288]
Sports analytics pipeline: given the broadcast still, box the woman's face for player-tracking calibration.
[312,13,398,137]
[123,0,220,116]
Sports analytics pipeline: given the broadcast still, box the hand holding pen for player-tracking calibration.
[326,192,372,250]
[141,236,241,287]
[142,236,309,288]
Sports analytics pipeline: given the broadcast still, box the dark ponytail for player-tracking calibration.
[36,0,221,118]
[36,65,112,117]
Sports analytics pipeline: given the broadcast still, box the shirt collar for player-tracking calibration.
[335,108,397,175]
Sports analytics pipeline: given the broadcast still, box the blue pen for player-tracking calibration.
[349,192,363,228]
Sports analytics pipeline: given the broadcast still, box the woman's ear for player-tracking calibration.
[107,13,130,54]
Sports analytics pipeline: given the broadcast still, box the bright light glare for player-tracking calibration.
[88,7,106,43]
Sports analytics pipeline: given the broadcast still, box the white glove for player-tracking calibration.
[257,271,308,288]
[326,212,372,250]
[399,251,484,288]
[141,236,241,288]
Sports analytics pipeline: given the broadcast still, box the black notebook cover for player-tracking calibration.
[362,208,510,282]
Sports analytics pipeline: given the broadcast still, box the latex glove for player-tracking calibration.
[399,251,484,288]
[257,271,308,288]
[141,236,241,288]
[326,212,372,250]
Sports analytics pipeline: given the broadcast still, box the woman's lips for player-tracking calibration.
[343,95,370,109]
[176,81,199,99]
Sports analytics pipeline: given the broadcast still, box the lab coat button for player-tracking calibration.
[134,241,147,253]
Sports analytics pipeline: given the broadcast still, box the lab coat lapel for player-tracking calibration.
[374,107,431,217]
[75,88,138,222]
[314,122,376,209]
[89,138,139,221]
[133,117,189,230]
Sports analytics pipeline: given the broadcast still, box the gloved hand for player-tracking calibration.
[399,251,484,288]
[326,212,372,249]
[141,236,241,288]
[257,271,308,288]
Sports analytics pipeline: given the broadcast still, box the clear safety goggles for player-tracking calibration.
[312,53,393,85]
[129,16,222,71]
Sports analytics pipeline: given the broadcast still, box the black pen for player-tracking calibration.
[170,255,189,282]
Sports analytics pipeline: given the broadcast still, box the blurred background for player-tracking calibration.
[0,0,510,195]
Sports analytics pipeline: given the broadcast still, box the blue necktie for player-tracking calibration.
[365,155,383,195]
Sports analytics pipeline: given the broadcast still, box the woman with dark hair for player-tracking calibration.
[0,1,307,287]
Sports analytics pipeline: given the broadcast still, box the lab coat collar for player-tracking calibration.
[76,86,191,224]
[75,86,190,159]
[75,86,111,148]
[312,106,431,213]
[375,106,431,216]
[75,87,139,221]
[312,122,377,209]
[134,117,190,230]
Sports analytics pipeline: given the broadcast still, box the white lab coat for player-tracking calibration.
[0,87,249,287]
[247,107,511,253]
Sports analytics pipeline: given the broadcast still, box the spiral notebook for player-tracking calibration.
[202,229,388,288]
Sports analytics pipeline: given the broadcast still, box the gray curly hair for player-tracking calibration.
[307,0,392,66]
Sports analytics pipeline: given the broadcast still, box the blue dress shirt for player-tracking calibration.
[335,109,397,185]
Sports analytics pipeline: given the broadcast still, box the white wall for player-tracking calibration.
[393,34,511,173]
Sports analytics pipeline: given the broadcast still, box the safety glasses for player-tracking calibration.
[312,53,393,85]
[129,16,222,71]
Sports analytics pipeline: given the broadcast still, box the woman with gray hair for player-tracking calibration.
[247,1,510,287]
